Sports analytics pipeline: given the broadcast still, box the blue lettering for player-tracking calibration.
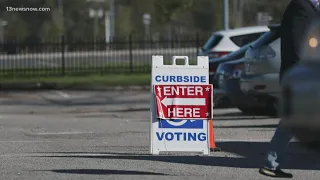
[188,133,197,141]
[198,133,206,141]
[194,76,199,82]
[155,75,161,82]
[154,76,207,83]
[163,76,169,82]
[156,132,164,141]
[175,132,182,140]
[165,132,174,141]
[183,76,189,82]
[177,76,182,82]
[156,132,207,141]
[201,76,206,82]
[170,76,176,82]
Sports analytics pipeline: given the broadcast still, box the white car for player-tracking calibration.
[200,26,270,59]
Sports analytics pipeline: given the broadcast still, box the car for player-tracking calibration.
[209,43,254,108]
[280,16,320,152]
[200,26,269,59]
[215,58,265,114]
[239,25,281,116]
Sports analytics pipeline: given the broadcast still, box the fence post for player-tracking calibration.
[61,35,65,76]
[171,36,174,49]
[150,34,153,49]
[129,34,133,73]
[196,32,200,55]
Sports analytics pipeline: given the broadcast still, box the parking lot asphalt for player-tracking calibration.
[0,90,319,180]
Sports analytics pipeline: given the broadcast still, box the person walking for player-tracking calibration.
[259,0,319,178]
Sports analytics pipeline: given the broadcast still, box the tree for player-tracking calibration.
[115,5,134,39]
[152,0,195,39]
[153,0,194,24]
[191,0,223,32]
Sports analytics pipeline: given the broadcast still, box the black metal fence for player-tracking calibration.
[0,34,208,78]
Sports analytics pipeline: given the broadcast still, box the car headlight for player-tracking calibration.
[309,37,318,48]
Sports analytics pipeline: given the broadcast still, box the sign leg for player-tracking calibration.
[151,148,160,155]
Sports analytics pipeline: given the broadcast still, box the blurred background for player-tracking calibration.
[0,0,287,42]
[0,0,287,79]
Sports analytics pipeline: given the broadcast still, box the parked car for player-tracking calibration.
[209,43,254,107]
[239,25,281,116]
[280,16,320,152]
[200,26,269,59]
[216,58,263,114]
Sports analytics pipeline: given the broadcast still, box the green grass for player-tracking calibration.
[1,74,151,86]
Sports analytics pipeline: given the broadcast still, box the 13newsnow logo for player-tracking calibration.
[158,119,203,129]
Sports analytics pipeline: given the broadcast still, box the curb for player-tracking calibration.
[0,82,151,91]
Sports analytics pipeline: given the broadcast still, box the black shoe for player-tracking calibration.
[259,167,293,178]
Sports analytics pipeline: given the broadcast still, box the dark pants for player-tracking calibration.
[262,120,293,170]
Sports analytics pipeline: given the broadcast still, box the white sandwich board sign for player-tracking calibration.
[149,55,213,155]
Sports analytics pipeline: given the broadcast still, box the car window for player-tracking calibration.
[251,29,280,48]
[223,43,252,60]
[202,34,223,50]
[230,32,266,47]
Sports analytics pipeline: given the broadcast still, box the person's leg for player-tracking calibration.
[263,120,293,170]
[259,120,294,178]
